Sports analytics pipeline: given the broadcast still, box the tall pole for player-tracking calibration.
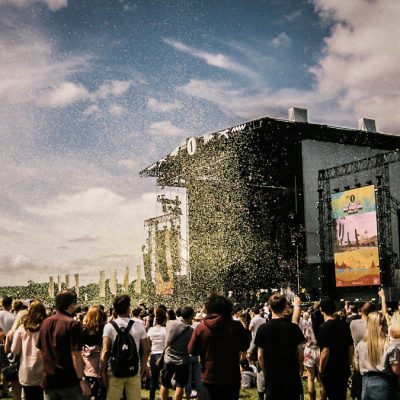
[296,245,300,293]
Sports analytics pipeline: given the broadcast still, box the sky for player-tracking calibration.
[1,0,399,286]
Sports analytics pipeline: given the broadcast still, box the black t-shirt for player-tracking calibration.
[317,318,353,379]
[82,326,103,347]
[254,318,305,385]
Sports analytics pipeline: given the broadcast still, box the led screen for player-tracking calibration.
[331,185,380,287]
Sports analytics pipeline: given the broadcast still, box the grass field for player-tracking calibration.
[0,379,352,399]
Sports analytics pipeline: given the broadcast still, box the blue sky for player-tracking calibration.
[1,0,399,285]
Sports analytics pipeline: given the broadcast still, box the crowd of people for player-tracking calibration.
[0,289,400,400]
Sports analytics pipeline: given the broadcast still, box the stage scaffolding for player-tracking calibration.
[318,150,400,298]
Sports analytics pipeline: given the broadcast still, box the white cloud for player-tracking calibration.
[83,104,100,116]
[94,80,133,99]
[109,103,126,116]
[149,120,186,137]
[147,97,182,112]
[179,1,400,133]
[27,187,126,216]
[117,159,139,171]
[0,0,68,11]
[271,32,292,48]
[163,38,260,81]
[309,0,400,132]
[1,189,158,285]
[284,9,302,22]
[47,81,89,107]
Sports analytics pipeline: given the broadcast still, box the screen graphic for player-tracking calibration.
[331,185,380,287]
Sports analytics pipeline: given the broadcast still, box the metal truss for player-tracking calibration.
[318,149,400,295]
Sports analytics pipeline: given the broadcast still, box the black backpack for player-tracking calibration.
[110,320,139,378]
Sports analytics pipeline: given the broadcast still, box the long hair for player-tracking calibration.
[23,300,47,332]
[365,311,388,367]
[389,311,400,339]
[83,305,105,335]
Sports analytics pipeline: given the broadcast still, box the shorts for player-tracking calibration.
[304,346,320,369]
[160,362,190,388]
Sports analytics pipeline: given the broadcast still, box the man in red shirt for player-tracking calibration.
[37,290,91,400]
[188,294,250,400]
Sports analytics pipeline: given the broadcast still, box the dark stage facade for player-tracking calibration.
[141,109,400,300]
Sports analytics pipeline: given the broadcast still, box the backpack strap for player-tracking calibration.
[110,320,121,334]
[126,319,135,332]
[110,319,135,333]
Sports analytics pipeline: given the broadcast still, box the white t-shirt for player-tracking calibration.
[0,310,15,334]
[249,314,266,339]
[147,325,166,354]
[103,317,147,358]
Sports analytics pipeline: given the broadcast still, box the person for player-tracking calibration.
[188,293,250,400]
[0,296,15,397]
[249,307,266,341]
[37,290,91,400]
[160,306,194,400]
[239,358,256,389]
[255,293,305,400]
[317,298,353,400]
[82,305,107,400]
[354,311,400,399]
[101,294,150,400]
[10,300,46,400]
[4,300,26,400]
[185,311,208,400]
[350,301,378,400]
[147,309,167,400]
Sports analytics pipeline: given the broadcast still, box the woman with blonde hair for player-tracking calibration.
[354,311,400,400]
[10,300,47,400]
[82,305,107,400]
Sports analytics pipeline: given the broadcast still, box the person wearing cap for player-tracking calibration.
[317,298,353,400]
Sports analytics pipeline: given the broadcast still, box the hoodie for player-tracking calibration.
[188,314,250,385]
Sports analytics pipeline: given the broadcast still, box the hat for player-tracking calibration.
[194,312,202,321]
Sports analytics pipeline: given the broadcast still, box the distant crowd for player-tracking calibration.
[0,289,400,400]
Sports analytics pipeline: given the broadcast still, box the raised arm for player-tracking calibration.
[292,296,301,325]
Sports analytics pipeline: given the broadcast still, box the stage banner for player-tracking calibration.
[109,269,117,296]
[123,266,129,292]
[331,185,380,287]
[99,271,106,298]
[49,276,54,298]
[155,229,174,295]
[65,274,70,289]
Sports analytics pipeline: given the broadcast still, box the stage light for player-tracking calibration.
[344,185,351,190]
[366,180,373,185]
[333,188,340,193]
[355,183,361,188]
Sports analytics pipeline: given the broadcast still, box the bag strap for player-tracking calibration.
[162,324,190,356]
[110,319,135,334]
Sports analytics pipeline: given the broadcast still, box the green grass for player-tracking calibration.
[0,381,352,400]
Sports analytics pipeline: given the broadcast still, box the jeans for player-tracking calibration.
[362,374,398,400]
[149,354,162,400]
[185,355,209,400]
[44,384,85,400]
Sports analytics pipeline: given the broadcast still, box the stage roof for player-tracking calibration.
[140,115,400,184]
